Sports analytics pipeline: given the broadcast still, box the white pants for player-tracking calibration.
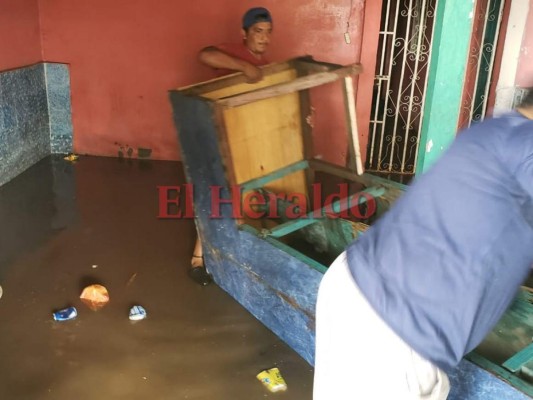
[314,252,450,400]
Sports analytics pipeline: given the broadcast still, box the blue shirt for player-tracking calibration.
[347,112,533,372]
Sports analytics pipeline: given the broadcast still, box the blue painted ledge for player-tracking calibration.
[0,63,73,187]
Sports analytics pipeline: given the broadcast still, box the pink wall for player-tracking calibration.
[38,0,365,163]
[0,0,42,71]
[516,2,533,87]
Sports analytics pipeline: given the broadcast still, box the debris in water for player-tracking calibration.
[53,306,78,321]
[80,284,110,311]
[126,273,138,286]
[256,367,287,392]
[63,154,79,162]
[129,305,147,321]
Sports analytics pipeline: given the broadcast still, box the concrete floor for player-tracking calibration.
[0,155,314,399]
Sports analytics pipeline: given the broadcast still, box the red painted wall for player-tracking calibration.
[0,0,42,71]
[357,1,383,166]
[516,2,533,87]
[269,0,365,166]
[38,0,366,163]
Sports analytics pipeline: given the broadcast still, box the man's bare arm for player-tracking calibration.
[198,46,262,83]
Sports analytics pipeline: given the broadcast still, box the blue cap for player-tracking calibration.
[242,7,272,29]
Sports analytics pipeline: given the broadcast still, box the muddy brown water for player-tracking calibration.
[0,156,314,399]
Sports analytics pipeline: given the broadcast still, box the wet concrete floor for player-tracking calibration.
[0,155,314,399]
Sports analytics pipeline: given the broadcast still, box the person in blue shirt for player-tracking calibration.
[313,88,533,400]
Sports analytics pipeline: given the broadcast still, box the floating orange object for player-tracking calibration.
[80,284,109,311]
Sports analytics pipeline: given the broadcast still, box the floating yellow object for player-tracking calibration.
[256,367,287,392]
[64,154,79,162]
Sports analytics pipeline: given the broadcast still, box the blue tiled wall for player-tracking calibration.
[0,63,73,187]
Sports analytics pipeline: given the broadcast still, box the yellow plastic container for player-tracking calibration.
[256,367,287,392]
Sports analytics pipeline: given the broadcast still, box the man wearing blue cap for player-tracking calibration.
[198,7,273,83]
[188,7,273,286]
